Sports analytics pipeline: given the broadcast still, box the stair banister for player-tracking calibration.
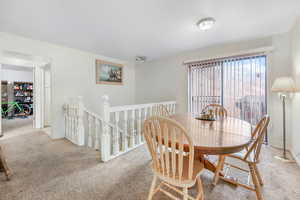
[64,95,176,162]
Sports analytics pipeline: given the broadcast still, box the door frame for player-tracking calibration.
[0,51,52,136]
[33,65,45,129]
[32,64,52,130]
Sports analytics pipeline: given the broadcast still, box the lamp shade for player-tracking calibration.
[271,77,296,93]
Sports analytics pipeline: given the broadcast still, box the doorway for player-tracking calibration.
[0,51,52,138]
[1,64,34,137]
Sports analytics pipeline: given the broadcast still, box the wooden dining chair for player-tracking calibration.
[153,104,170,117]
[0,146,12,180]
[202,104,227,118]
[213,115,270,200]
[144,116,205,200]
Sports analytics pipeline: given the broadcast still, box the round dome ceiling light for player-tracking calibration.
[196,17,216,31]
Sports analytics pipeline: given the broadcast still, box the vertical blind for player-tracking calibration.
[188,54,267,126]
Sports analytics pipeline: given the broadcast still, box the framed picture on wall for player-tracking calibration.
[95,59,123,85]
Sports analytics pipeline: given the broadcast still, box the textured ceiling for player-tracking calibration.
[0,0,300,61]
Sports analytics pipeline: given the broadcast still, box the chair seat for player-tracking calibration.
[152,153,204,187]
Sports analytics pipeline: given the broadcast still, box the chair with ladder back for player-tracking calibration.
[144,116,205,200]
[213,115,270,200]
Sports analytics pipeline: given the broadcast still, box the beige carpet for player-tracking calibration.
[0,129,300,200]
[1,117,34,139]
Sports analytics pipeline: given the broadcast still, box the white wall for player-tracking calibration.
[1,67,33,82]
[291,17,300,164]
[0,30,295,152]
[268,34,293,149]
[0,32,135,139]
[135,35,293,149]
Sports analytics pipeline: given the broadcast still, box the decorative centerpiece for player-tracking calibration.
[196,109,216,121]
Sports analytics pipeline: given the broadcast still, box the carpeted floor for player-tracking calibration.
[1,117,34,139]
[0,128,300,200]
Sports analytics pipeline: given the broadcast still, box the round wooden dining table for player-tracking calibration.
[170,113,252,182]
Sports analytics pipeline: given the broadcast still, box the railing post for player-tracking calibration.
[172,103,176,114]
[129,110,135,147]
[95,119,100,150]
[136,109,142,144]
[63,103,69,139]
[77,96,85,146]
[113,112,120,155]
[87,114,93,147]
[123,111,128,152]
[101,95,111,162]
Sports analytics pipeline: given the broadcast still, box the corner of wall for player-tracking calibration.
[291,150,300,166]
[290,16,300,165]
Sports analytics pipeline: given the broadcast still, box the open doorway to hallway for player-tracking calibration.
[0,51,52,138]
[1,64,34,138]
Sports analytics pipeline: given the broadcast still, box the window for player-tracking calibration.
[188,54,267,127]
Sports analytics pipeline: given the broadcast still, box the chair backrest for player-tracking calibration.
[143,116,195,182]
[202,104,228,118]
[244,115,270,163]
[153,104,170,117]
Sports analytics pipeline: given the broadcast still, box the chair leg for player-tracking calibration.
[4,168,12,181]
[148,175,157,200]
[196,177,204,200]
[253,164,263,186]
[0,147,11,181]
[249,164,264,200]
[183,187,188,200]
[213,155,225,186]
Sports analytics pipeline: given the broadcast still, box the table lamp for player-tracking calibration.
[271,76,296,162]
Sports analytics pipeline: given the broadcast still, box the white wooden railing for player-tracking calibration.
[63,97,85,146]
[63,95,176,162]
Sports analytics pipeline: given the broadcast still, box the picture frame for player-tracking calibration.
[95,59,123,85]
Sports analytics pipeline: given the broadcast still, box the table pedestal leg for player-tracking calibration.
[196,152,236,186]
[197,153,219,173]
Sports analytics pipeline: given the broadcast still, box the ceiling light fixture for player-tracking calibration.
[135,56,147,63]
[196,17,216,31]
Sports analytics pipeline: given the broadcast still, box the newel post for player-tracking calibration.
[77,96,85,146]
[101,95,111,162]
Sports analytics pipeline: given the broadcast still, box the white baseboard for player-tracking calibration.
[270,145,300,166]
[291,150,300,166]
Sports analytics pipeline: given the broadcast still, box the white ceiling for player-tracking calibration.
[0,0,300,61]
